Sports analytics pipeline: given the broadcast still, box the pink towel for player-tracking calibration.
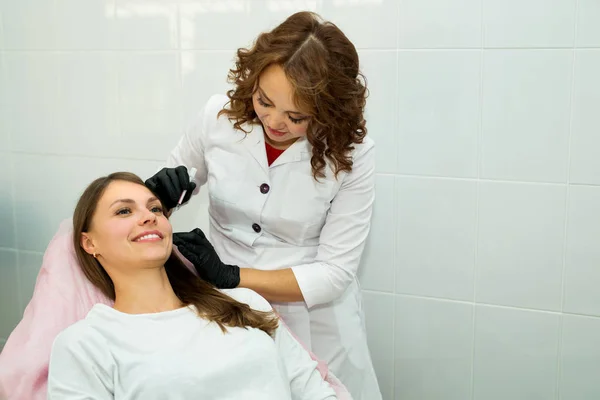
[0,219,351,399]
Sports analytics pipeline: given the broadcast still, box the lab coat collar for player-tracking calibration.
[242,123,311,173]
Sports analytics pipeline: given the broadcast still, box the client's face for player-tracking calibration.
[82,180,172,269]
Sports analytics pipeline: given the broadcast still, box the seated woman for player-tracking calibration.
[46,172,337,399]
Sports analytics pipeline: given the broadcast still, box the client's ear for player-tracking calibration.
[80,233,97,256]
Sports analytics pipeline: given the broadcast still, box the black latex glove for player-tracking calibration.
[145,166,197,211]
[173,228,240,289]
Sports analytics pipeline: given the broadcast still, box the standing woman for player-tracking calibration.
[146,11,381,399]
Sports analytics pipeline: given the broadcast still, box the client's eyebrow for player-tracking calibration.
[110,197,159,208]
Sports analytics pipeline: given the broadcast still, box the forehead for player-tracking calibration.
[258,64,295,102]
[99,181,154,205]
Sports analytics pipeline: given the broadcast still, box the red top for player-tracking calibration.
[265,141,286,166]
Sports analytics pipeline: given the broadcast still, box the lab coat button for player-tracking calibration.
[252,223,261,233]
[260,183,270,194]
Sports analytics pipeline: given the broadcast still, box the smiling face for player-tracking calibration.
[252,63,311,150]
[80,180,172,273]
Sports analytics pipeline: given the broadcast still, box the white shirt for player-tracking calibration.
[47,288,337,400]
[166,94,375,310]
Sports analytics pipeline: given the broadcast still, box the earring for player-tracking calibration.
[93,253,97,258]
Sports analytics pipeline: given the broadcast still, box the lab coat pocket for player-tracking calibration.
[206,148,248,205]
[207,148,249,225]
[280,171,334,238]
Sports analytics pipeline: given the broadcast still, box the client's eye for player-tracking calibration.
[151,206,164,214]
[116,208,131,215]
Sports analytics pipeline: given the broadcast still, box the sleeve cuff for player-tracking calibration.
[292,262,348,309]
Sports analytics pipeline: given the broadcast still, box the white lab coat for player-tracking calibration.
[167,94,382,400]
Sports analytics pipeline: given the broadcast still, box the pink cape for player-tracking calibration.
[0,219,351,399]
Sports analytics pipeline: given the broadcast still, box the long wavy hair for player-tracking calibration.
[72,172,278,336]
[219,11,368,179]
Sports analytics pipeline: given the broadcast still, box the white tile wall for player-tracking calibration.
[480,50,573,183]
[118,52,183,158]
[0,250,20,339]
[563,185,600,317]
[321,0,399,49]
[575,0,600,48]
[17,251,44,315]
[0,51,6,116]
[182,1,285,50]
[116,1,178,50]
[359,175,396,293]
[560,314,600,399]
[473,305,560,400]
[476,181,566,311]
[569,50,600,185]
[360,50,398,173]
[2,1,600,399]
[396,177,477,301]
[55,0,118,50]
[55,53,120,156]
[398,0,482,49]
[1,0,56,50]
[3,53,60,154]
[395,296,473,400]
[397,50,481,178]
[482,0,577,48]
[363,291,395,399]
[181,51,235,122]
[0,153,15,248]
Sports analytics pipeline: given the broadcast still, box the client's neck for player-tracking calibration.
[112,266,183,314]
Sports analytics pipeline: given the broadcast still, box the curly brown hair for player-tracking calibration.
[218,11,368,179]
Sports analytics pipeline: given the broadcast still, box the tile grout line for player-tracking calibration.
[471,2,485,397]
[4,47,600,53]
[391,162,398,399]
[0,5,4,50]
[175,0,184,139]
[556,2,580,398]
[375,172,573,186]
[8,102,22,318]
[15,250,23,315]
[0,247,44,255]
[113,0,122,143]
[364,289,600,320]
[0,48,234,53]
[374,172,600,189]
[5,149,166,163]
[391,0,401,395]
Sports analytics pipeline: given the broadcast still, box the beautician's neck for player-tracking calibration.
[112,267,183,314]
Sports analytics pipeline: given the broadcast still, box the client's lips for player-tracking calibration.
[132,230,163,242]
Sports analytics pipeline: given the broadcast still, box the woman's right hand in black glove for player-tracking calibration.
[173,228,241,289]
[145,166,197,211]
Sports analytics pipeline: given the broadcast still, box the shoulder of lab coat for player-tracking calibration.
[166,93,232,193]
[221,288,337,400]
[291,136,375,309]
